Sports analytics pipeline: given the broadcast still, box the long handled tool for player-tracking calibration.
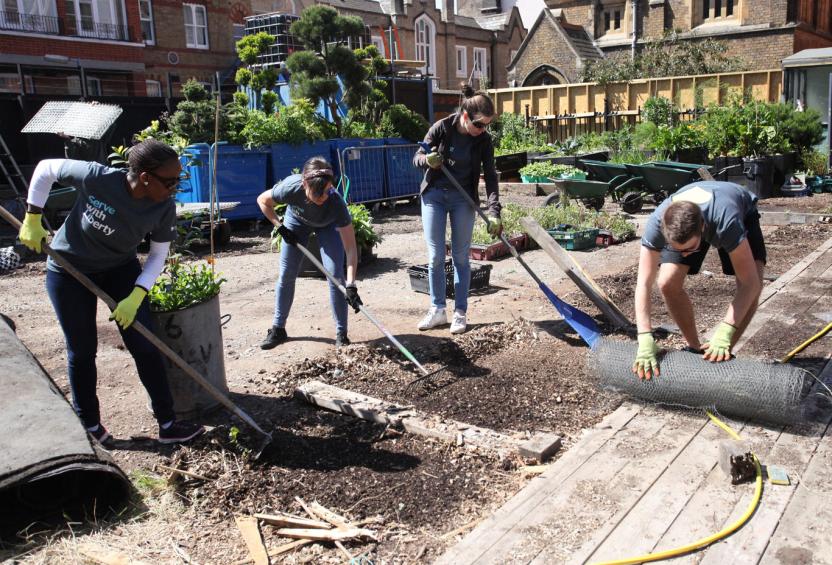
[276,223,438,377]
[0,204,273,450]
[418,142,600,347]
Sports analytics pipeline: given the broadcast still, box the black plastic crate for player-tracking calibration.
[407,260,492,298]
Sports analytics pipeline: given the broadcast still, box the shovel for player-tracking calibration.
[0,204,274,455]
[276,223,441,378]
[418,142,600,347]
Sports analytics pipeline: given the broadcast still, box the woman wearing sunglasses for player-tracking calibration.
[413,84,502,334]
[17,139,204,446]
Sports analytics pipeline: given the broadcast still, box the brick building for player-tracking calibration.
[510,0,832,85]
[250,0,527,90]
[0,1,254,98]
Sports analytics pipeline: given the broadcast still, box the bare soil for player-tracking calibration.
[0,195,830,564]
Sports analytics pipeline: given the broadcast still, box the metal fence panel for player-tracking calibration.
[337,140,422,204]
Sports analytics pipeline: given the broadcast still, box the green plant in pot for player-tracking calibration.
[149,256,226,313]
[519,162,584,182]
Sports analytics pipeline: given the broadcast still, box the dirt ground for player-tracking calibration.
[1,189,831,564]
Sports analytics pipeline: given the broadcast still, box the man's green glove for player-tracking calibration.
[487,215,502,237]
[632,332,660,380]
[703,322,736,362]
[19,212,49,253]
[426,150,443,169]
[110,287,147,329]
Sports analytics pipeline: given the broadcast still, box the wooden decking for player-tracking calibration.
[437,236,832,565]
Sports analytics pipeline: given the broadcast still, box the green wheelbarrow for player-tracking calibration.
[579,159,648,214]
[542,174,645,213]
[624,163,701,207]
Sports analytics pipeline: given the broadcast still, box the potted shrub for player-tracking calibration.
[148,257,228,419]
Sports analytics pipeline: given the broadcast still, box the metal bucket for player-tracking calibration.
[150,294,228,420]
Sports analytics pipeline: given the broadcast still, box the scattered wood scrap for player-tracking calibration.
[234,500,380,565]
[77,545,152,565]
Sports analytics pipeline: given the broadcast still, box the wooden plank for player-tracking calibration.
[759,210,832,225]
[520,217,633,329]
[295,381,520,455]
[528,410,710,565]
[78,546,152,565]
[434,403,642,564]
[274,527,376,542]
[700,360,832,564]
[484,407,701,564]
[254,513,331,529]
[234,515,270,565]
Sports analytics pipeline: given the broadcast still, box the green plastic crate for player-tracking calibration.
[547,227,600,251]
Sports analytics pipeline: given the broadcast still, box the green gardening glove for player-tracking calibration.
[110,287,147,329]
[632,332,660,380]
[487,215,503,237]
[703,322,736,362]
[19,212,49,253]
[425,150,444,169]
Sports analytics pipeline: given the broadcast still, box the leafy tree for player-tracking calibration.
[581,31,746,86]
[286,5,371,136]
[167,80,247,144]
[379,104,430,142]
[235,32,279,111]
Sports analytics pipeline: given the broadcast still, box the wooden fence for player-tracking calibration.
[487,69,783,142]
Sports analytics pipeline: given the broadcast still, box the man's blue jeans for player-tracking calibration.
[273,210,348,334]
[421,186,476,312]
[45,258,176,429]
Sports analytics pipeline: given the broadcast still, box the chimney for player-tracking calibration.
[442,0,454,22]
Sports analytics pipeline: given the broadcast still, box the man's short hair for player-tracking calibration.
[662,201,703,243]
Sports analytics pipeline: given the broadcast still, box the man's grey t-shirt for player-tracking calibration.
[642,181,758,253]
[432,126,474,191]
[271,174,351,228]
[47,160,177,273]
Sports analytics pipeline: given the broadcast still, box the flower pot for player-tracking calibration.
[150,294,228,420]
[742,156,775,199]
[521,174,550,184]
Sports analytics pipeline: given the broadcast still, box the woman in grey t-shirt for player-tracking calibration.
[256,156,363,349]
[17,140,204,446]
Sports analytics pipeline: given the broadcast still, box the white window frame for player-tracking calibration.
[146,79,162,96]
[371,35,385,55]
[67,75,102,96]
[183,3,209,50]
[86,76,101,95]
[69,0,127,40]
[472,47,487,80]
[455,45,467,78]
[414,14,436,78]
[138,0,154,44]
[1,0,58,32]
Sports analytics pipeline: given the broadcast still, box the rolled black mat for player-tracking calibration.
[0,317,130,538]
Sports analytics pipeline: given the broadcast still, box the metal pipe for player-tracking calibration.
[631,0,638,60]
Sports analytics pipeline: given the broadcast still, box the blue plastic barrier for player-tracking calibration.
[269,141,333,186]
[332,138,385,203]
[383,138,422,200]
[176,144,269,221]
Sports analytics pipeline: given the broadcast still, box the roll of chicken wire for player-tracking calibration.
[588,338,808,425]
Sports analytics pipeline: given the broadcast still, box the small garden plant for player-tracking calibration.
[519,162,582,180]
[149,256,226,312]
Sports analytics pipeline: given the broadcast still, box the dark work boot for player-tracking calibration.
[260,326,288,350]
[335,332,350,347]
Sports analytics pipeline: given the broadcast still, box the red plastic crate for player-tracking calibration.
[460,234,527,261]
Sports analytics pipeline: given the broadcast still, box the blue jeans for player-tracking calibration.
[273,210,348,334]
[45,259,175,429]
[421,186,476,312]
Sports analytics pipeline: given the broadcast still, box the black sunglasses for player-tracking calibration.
[465,111,490,130]
[147,170,190,190]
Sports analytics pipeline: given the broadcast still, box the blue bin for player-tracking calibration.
[176,144,269,221]
[269,141,333,186]
[383,138,422,200]
[331,138,385,203]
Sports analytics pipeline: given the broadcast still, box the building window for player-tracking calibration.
[65,0,128,40]
[66,75,102,96]
[472,47,487,81]
[701,0,737,21]
[1,0,59,33]
[0,72,20,93]
[415,14,436,78]
[455,45,467,78]
[602,4,624,33]
[183,3,208,49]
[233,23,244,43]
[371,35,385,55]
[138,0,154,44]
[146,79,162,96]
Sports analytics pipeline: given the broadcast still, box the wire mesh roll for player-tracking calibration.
[588,338,808,425]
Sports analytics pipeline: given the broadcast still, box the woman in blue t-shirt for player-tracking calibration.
[256,156,363,349]
[414,85,502,334]
[17,140,205,446]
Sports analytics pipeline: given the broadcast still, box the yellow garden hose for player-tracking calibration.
[592,412,762,565]
[780,321,832,363]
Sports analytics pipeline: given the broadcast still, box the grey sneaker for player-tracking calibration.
[260,326,288,350]
[417,307,447,330]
